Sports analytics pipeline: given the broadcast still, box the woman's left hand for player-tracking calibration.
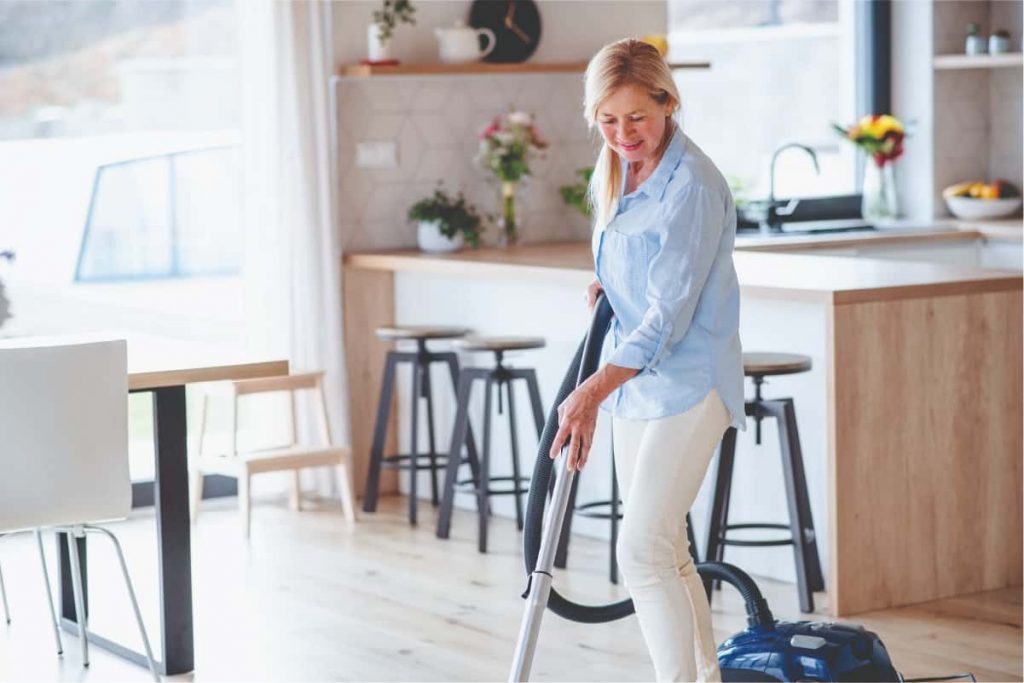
[549,386,600,471]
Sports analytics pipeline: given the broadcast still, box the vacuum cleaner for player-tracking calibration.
[509,294,975,683]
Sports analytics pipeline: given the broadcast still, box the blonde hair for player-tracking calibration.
[583,38,682,228]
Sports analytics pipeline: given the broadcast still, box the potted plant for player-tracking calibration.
[408,186,484,253]
[559,167,594,218]
[368,0,416,63]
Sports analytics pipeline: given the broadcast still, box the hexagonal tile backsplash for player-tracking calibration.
[336,73,600,251]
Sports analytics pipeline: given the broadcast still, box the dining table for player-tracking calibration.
[3,329,288,676]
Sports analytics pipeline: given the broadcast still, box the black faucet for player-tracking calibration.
[760,143,821,233]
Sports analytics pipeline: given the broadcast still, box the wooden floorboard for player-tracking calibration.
[0,495,1020,681]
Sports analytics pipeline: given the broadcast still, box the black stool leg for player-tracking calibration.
[610,456,620,585]
[516,369,553,500]
[704,427,737,601]
[714,429,738,592]
[408,361,423,526]
[506,379,525,531]
[421,362,440,507]
[767,398,820,612]
[686,513,700,564]
[364,352,399,513]
[441,353,482,485]
[515,369,545,438]
[436,369,477,539]
[478,376,494,553]
[780,398,825,593]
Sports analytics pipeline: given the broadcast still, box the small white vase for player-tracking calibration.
[417,221,463,253]
[367,23,392,62]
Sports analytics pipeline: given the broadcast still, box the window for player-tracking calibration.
[0,1,246,485]
[76,143,241,281]
[668,0,865,202]
[0,0,241,284]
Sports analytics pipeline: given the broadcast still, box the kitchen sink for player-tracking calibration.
[736,194,876,236]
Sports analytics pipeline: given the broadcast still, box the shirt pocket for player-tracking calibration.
[600,228,648,301]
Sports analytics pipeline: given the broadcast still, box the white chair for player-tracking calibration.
[0,339,159,680]
[191,371,357,538]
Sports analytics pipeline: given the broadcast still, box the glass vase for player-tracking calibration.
[497,180,519,247]
[861,161,899,223]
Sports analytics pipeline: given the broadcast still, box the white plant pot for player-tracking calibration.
[367,23,392,62]
[417,221,463,253]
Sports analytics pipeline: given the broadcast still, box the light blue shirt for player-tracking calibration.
[592,124,745,429]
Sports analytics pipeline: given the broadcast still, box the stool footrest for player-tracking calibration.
[381,453,450,471]
[576,499,624,521]
[454,475,530,496]
[718,522,794,547]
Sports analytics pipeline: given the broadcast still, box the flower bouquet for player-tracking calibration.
[832,114,907,221]
[475,109,548,246]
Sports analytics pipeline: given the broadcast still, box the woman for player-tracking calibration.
[548,39,745,682]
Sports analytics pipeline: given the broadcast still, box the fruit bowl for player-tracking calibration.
[944,196,1023,220]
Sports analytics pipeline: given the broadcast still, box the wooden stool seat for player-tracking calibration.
[743,352,812,377]
[375,325,470,341]
[453,336,546,353]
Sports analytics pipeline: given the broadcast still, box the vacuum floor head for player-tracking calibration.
[720,619,899,682]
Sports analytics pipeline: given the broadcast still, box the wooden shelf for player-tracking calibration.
[933,52,1023,70]
[339,60,710,77]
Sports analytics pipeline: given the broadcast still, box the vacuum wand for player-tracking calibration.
[509,445,577,683]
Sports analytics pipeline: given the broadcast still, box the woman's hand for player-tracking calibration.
[549,385,600,471]
[585,279,604,312]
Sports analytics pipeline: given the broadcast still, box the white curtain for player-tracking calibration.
[238,0,351,493]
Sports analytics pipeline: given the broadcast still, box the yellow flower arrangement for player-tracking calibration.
[832,114,907,167]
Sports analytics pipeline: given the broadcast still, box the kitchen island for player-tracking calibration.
[342,225,1022,616]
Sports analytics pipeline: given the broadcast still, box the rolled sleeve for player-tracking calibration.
[607,184,726,375]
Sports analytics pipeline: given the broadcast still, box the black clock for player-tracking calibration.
[469,0,542,64]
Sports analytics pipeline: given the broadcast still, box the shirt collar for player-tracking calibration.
[619,123,687,202]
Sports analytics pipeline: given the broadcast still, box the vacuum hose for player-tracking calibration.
[521,294,775,630]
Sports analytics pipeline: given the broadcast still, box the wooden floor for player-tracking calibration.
[0,495,1020,682]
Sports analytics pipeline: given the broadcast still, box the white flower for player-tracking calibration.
[507,111,532,126]
[494,131,515,146]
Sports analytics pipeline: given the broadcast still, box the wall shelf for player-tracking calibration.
[339,60,710,78]
[933,52,1023,70]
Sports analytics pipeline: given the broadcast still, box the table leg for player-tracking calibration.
[152,385,194,675]
[57,384,195,675]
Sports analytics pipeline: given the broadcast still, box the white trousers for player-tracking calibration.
[613,389,730,683]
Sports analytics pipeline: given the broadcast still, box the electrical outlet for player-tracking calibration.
[356,141,398,169]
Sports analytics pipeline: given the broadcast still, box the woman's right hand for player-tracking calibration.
[586,279,603,312]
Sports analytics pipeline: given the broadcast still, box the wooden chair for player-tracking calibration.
[190,371,357,538]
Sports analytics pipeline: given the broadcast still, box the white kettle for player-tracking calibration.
[434,20,496,64]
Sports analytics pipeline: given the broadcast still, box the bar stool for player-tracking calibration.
[553,437,701,585]
[436,336,546,553]
[362,325,481,526]
[704,352,825,613]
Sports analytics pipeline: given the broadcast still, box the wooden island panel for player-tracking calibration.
[828,289,1023,614]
